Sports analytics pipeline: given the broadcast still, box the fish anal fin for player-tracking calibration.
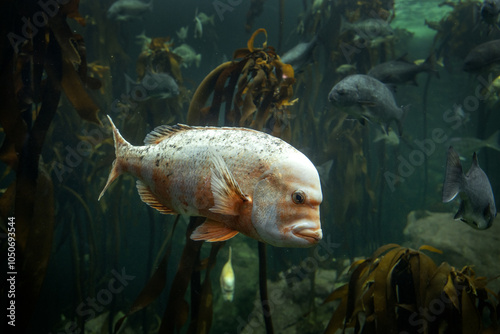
[454,201,465,220]
[209,151,250,216]
[136,180,176,214]
[144,123,193,145]
[191,219,239,242]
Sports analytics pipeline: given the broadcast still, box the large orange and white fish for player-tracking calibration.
[98,116,323,247]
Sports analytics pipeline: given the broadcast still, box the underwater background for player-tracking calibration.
[0,0,500,333]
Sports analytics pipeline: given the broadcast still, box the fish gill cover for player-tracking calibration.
[0,0,499,333]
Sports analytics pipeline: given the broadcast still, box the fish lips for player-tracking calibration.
[292,223,323,244]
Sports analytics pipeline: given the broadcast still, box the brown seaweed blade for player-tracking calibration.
[323,244,500,334]
[187,242,223,334]
[15,162,55,332]
[159,217,205,333]
[187,61,233,125]
[59,58,101,125]
[372,247,406,332]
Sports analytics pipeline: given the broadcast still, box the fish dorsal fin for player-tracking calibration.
[209,150,250,216]
[396,53,411,63]
[191,219,239,242]
[136,180,176,214]
[144,123,193,145]
[472,152,479,168]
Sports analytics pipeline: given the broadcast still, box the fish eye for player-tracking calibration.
[291,190,306,204]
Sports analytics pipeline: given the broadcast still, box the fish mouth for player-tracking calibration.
[292,227,323,243]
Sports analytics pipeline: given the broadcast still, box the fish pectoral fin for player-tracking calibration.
[209,150,250,216]
[442,147,463,203]
[136,180,176,214]
[190,219,239,242]
[358,100,376,107]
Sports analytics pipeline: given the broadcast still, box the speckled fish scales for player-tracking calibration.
[99,116,323,248]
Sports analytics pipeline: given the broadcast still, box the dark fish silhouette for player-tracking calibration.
[368,54,438,85]
[328,74,407,135]
[463,39,500,72]
[442,146,497,229]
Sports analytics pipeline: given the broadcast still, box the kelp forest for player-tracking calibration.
[0,0,499,333]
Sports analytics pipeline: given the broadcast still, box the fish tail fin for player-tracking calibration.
[98,116,131,201]
[486,130,500,151]
[442,146,463,203]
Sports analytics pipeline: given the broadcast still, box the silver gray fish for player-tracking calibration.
[107,0,153,21]
[328,74,407,135]
[463,39,500,72]
[340,17,394,42]
[125,70,179,100]
[442,146,496,229]
[445,130,500,159]
[368,54,437,85]
[280,37,318,72]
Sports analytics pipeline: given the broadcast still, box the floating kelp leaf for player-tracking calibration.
[188,242,223,334]
[61,0,86,26]
[324,293,348,334]
[247,28,268,52]
[188,29,295,135]
[444,273,460,310]
[324,244,499,333]
[324,283,348,304]
[16,162,55,331]
[159,217,205,333]
[461,285,481,333]
[187,61,233,125]
[418,244,443,254]
[372,247,405,331]
[59,59,101,124]
[49,13,81,64]
[425,262,452,308]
